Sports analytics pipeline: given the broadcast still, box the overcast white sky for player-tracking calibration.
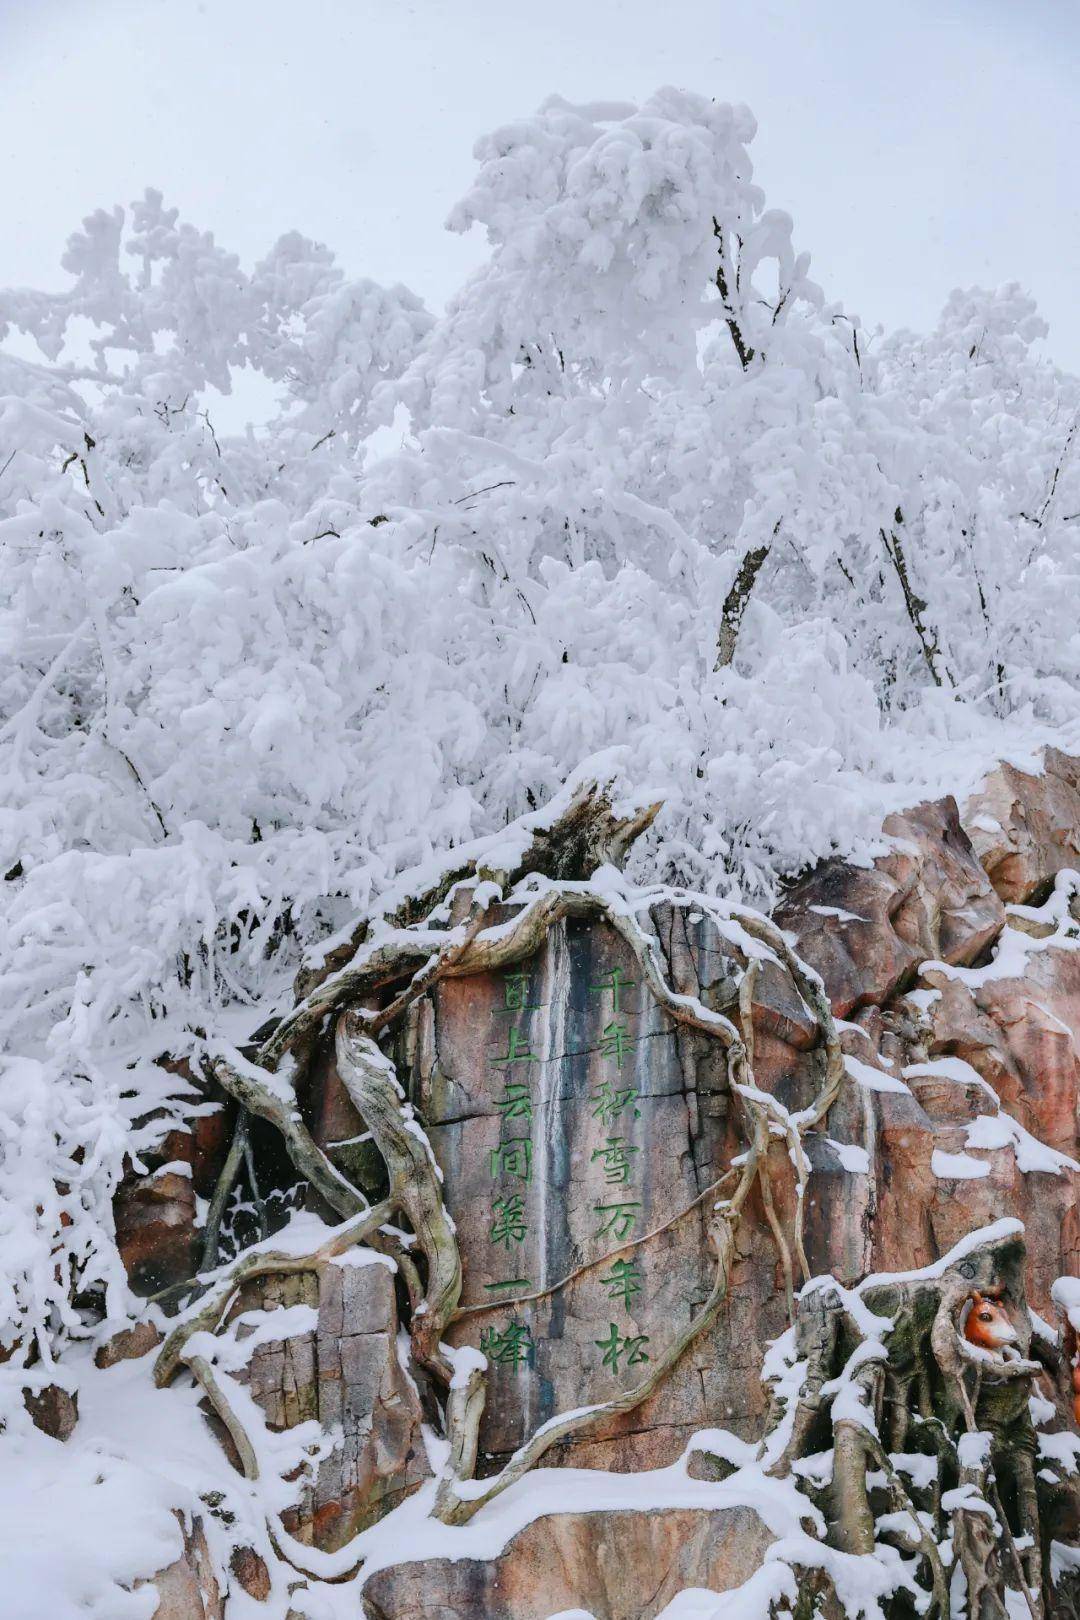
[3,0,1079,365]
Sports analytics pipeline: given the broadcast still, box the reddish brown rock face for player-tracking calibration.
[769,777,1080,1329]
[923,945,1080,1159]
[290,763,1080,1492]
[113,1068,232,1295]
[406,910,792,1467]
[963,749,1080,903]
[113,1166,198,1296]
[360,1504,775,1620]
[775,796,1004,1017]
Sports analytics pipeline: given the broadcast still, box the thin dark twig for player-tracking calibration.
[712,217,755,371]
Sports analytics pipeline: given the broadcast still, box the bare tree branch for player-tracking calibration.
[712,216,755,371]
[880,512,955,688]
[714,532,775,671]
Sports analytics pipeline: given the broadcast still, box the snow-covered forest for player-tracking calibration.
[5,87,1080,1619]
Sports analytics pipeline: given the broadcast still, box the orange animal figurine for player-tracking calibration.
[964,1289,1019,1358]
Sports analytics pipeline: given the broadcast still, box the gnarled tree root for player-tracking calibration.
[152,786,859,1577]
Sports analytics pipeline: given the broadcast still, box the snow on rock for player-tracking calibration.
[844,1055,913,1096]
[964,1112,1080,1175]
[1051,1276,1080,1332]
[826,1139,871,1173]
[931,1149,992,1181]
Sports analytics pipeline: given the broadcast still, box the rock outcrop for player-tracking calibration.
[135,750,1080,1618]
[230,1251,429,1550]
[361,1504,775,1620]
[114,1091,232,1297]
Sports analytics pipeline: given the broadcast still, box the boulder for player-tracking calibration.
[409,908,792,1467]
[94,1319,163,1369]
[138,1514,223,1620]
[229,1544,271,1601]
[23,1382,77,1440]
[142,749,1080,1615]
[232,1254,430,1550]
[360,1504,775,1620]
[962,748,1080,903]
[114,1166,197,1295]
[112,1064,232,1295]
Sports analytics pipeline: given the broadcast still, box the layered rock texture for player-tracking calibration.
[361,1503,776,1620]
[113,752,1080,1617]
[232,1257,429,1548]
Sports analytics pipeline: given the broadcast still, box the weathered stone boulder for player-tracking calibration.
[290,773,1080,1484]
[360,1504,775,1620]
[232,1254,430,1550]
[94,1318,163,1369]
[114,1072,231,1295]
[963,747,1080,903]
[922,941,1080,1160]
[138,1514,223,1620]
[228,1543,271,1601]
[130,753,1080,1618]
[778,783,1080,1324]
[401,906,793,1468]
[114,1164,198,1296]
[22,1381,77,1440]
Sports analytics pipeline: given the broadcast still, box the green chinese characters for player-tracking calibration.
[489,1192,528,1249]
[488,970,539,1249]
[495,1079,533,1122]
[594,1322,650,1372]
[478,952,655,1384]
[591,1075,641,1127]
[500,971,540,1013]
[481,1320,535,1368]
[590,1135,639,1184]
[602,1256,643,1310]
[590,964,635,1016]
[593,1199,641,1241]
[588,956,650,1371]
[479,971,541,1373]
[588,964,641,1132]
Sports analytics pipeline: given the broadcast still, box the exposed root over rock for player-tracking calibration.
[149,785,854,1566]
[142,786,1080,1618]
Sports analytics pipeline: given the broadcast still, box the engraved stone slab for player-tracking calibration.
[409,910,799,1466]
